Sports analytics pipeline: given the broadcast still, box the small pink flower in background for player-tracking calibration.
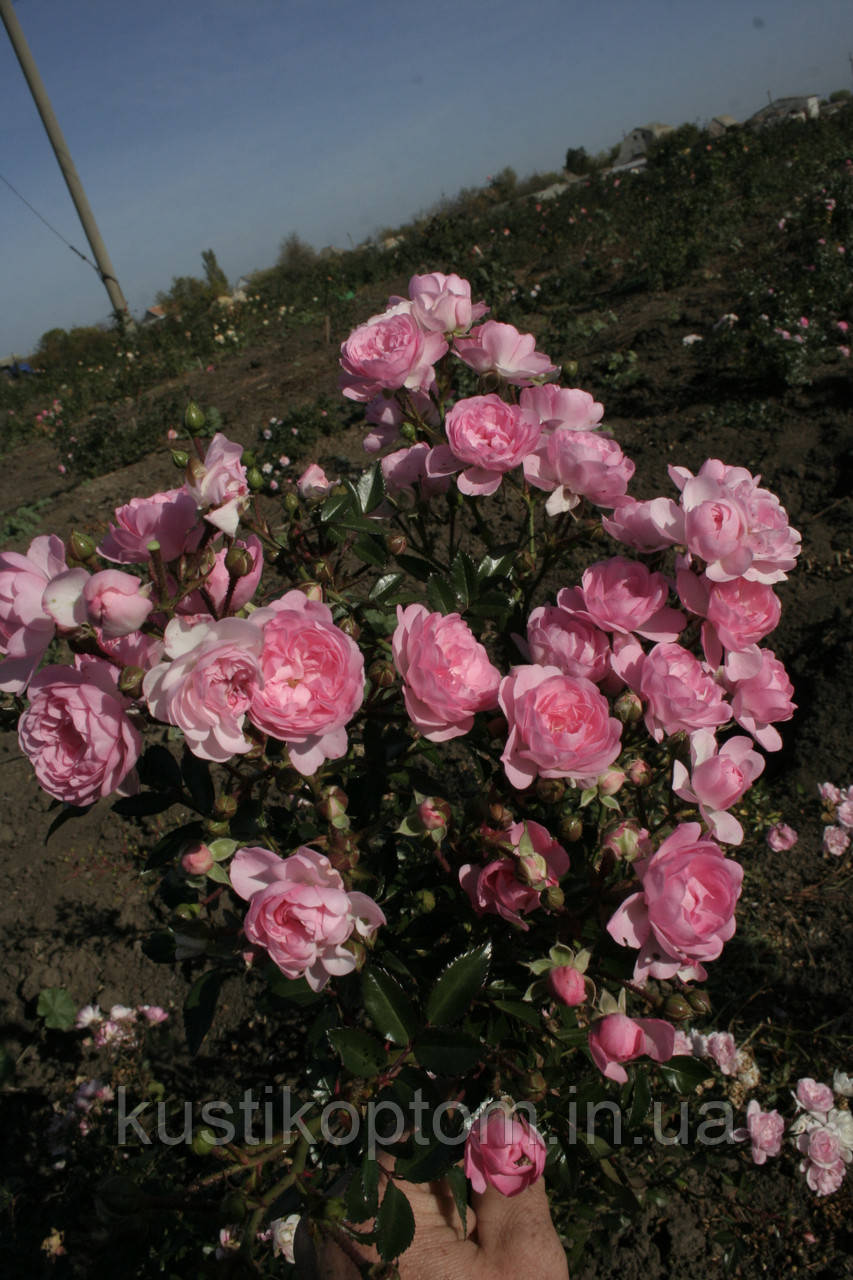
[819,781,842,806]
[837,320,850,333]
[734,1100,785,1164]
[297,463,334,501]
[392,604,500,741]
[823,826,850,857]
[767,822,798,851]
[836,798,853,829]
[796,1078,835,1119]
[588,1012,675,1083]
[138,1005,168,1024]
[463,1103,546,1196]
[704,1031,739,1075]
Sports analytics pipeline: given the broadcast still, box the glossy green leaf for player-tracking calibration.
[362,966,419,1046]
[415,1028,483,1076]
[327,1027,387,1078]
[657,1055,712,1093]
[375,1179,415,1262]
[426,573,458,615]
[426,942,492,1025]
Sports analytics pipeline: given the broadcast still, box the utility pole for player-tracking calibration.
[0,0,132,327]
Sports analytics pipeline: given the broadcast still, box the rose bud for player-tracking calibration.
[224,545,254,579]
[418,797,450,832]
[559,815,583,843]
[535,778,566,804]
[299,581,324,601]
[548,965,586,1006]
[69,530,97,561]
[388,533,408,556]
[663,993,693,1021]
[626,759,652,786]
[598,768,626,797]
[543,884,565,911]
[171,449,190,469]
[318,787,349,822]
[687,989,712,1016]
[184,401,205,431]
[614,691,644,725]
[602,820,652,861]
[182,843,214,876]
[367,659,396,689]
[117,665,145,699]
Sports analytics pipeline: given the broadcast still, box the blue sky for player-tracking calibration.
[1,0,851,356]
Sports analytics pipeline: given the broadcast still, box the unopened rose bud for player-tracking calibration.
[242,450,256,468]
[548,965,586,1006]
[184,401,205,431]
[299,581,324,601]
[687,989,712,1016]
[523,1070,548,1102]
[328,828,359,871]
[191,1126,220,1156]
[614,690,644,725]
[418,797,450,832]
[213,794,238,820]
[535,778,566,804]
[415,888,436,913]
[203,818,230,839]
[559,815,583,843]
[399,421,417,442]
[388,533,407,556]
[318,787,349,822]
[224,545,253,578]
[198,544,218,576]
[626,759,652,786]
[488,802,513,828]
[284,491,300,514]
[321,1197,349,1223]
[563,360,579,378]
[181,843,214,876]
[171,449,190,469]
[367,659,396,689]
[117,665,145,698]
[517,850,550,891]
[246,466,265,491]
[69,530,96,561]
[663,994,693,1022]
[602,820,651,861]
[337,615,360,640]
[543,884,565,911]
[598,768,626,797]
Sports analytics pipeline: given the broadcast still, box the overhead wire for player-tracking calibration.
[0,168,102,275]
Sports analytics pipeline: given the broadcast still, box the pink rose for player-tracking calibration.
[381,444,450,502]
[636,642,730,742]
[672,730,765,845]
[524,428,635,515]
[602,496,684,552]
[19,659,141,805]
[297,463,335,501]
[766,822,798,852]
[230,846,384,991]
[735,1100,785,1164]
[82,570,153,638]
[796,1078,835,1117]
[705,577,781,653]
[703,1031,739,1075]
[185,433,249,536]
[98,488,200,563]
[404,271,488,334]
[588,1013,675,1083]
[0,534,68,693]
[548,965,587,1006]
[143,616,264,762]
[179,535,264,616]
[837,798,853,830]
[463,1104,546,1196]
[249,592,364,775]
[182,842,214,876]
[522,602,611,684]
[823,825,850,857]
[459,820,569,928]
[392,604,500,741]
[453,320,558,386]
[564,557,684,641]
[796,1124,850,1195]
[520,384,604,432]
[726,648,795,751]
[607,822,743,983]
[339,302,447,401]
[432,394,541,496]
[499,664,622,789]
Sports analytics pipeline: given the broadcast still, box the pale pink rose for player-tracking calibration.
[0,534,68,693]
[249,592,364,775]
[835,799,853,830]
[818,782,842,806]
[97,628,163,671]
[453,320,558,386]
[607,822,743,983]
[98,488,200,563]
[499,664,622,790]
[804,1157,846,1196]
[520,384,604,433]
[524,428,635,515]
[185,433,249,536]
[548,965,587,1006]
[19,659,141,805]
[727,647,795,751]
[179,536,263,616]
[705,578,781,652]
[230,845,384,991]
[138,1005,168,1024]
[434,394,541,496]
[40,567,89,629]
[637,642,730,742]
[766,822,798,851]
[704,1031,739,1075]
[797,1125,849,1194]
[297,463,335,501]
[339,302,447,401]
[392,605,500,740]
[796,1078,835,1118]
[602,496,684,552]
[735,1100,785,1164]
[672,730,765,845]
[82,570,153,638]
[404,271,488,334]
[143,616,264,762]
[381,443,450,501]
[587,1013,675,1084]
[823,825,850,857]
[459,820,568,928]
[463,1104,546,1196]
[670,459,801,584]
[564,557,684,642]
[521,602,611,684]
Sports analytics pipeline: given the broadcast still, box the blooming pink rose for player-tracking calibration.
[98,488,200,563]
[837,798,853,830]
[823,825,850,857]
[607,822,743,983]
[766,821,798,852]
[499,664,622,789]
[339,302,447,401]
[0,534,68,693]
[563,557,684,642]
[185,433,249,535]
[249,592,364,775]
[404,271,488,333]
[636,642,730,742]
[705,577,781,653]
[727,647,795,751]
[392,604,500,741]
[672,730,765,845]
[459,820,568,928]
[735,1100,785,1164]
[602,496,684,552]
[19,659,141,805]
[143,616,264,762]
[524,428,635,515]
[230,846,384,991]
[548,965,587,1006]
[704,1031,739,1075]
[82,570,153,638]
[796,1125,849,1194]
[588,1013,675,1083]
[453,321,557,386]
[520,384,604,432]
[297,463,335,501]
[818,782,842,806]
[796,1078,835,1117]
[522,602,611,684]
[381,443,450,502]
[463,1104,546,1196]
[432,394,541,496]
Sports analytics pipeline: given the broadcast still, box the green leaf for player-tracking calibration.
[375,1179,415,1262]
[345,1157,381,1222]
[183,969,227,1054]
[37,987,76,1031]
[449,551,478,610]
[351,534,388,567]
[394,553,434,582]
[206,863,231,885]
[327,1027,387,1078]
[445,1165,469,1238]
[137,743,183,791]
[426,573,458,615]
[415,1028,483,1076]
[395,1136,458,1183]
[491,999,543,1030]
[113,792,175,817]
[354,462,385,514]
[320,490,353,524]
[477,548,517,581]
[369,572,405,603]
[426,942,492,1026]
[362,967,419,1046]
[181,750,215,814]
[657,1055,712,1093]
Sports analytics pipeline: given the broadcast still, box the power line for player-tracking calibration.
[0,168,102,275]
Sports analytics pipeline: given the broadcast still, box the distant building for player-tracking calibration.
[613,122,674,170]
[747,96,820,129]
[709,114,739,137]
[141,304,166,325]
